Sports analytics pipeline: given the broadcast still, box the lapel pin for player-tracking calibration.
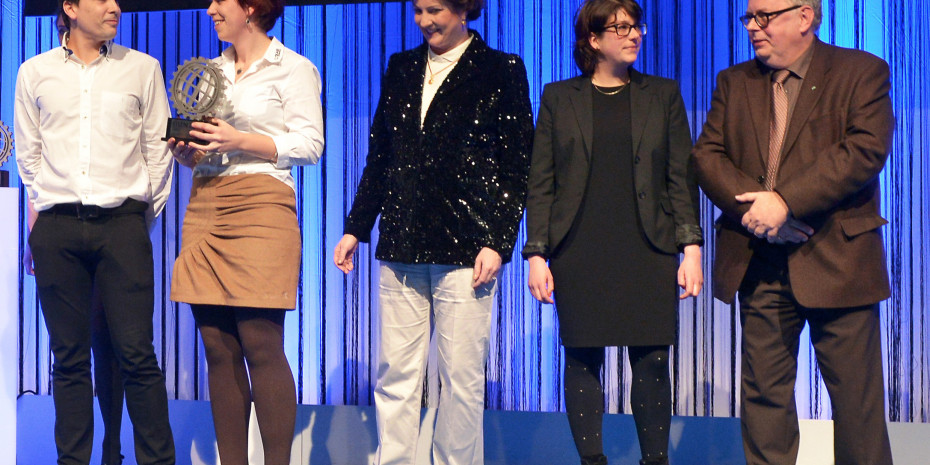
[811,86,817,90]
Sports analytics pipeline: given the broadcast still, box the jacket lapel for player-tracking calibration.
[432,32,486,103]
[629,69,652,157]
[780,40,828,161]
[399,45,428,134]
[745,61,772,169]
[568,76,594,161]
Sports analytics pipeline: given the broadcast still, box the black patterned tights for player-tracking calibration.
[564,345,672,464]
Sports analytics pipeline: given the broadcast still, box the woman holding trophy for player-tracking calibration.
[168,0,324,463]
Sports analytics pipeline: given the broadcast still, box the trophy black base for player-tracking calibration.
[163,118,208,146]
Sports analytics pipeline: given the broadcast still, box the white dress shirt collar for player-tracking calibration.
[218,37,286,79]
[427,34,472,63]
[61,33,115,63]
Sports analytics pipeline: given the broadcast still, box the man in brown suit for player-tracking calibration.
[691,0,895,464]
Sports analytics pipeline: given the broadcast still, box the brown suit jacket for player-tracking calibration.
[692,39,894,308]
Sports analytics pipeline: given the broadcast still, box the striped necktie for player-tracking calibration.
[765,69,791,191]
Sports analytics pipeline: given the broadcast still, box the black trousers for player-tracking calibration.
[91,288,125,465]
[738,248,892,465]
[29,201,174,465]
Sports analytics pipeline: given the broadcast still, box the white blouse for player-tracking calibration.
[420,35,473,126]
[193,37,325,191]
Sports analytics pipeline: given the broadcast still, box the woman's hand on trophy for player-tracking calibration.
[188,117,242,153]
[167,138,206,169]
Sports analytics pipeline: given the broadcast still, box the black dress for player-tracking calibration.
[548,84,677,347]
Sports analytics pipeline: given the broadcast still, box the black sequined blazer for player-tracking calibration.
[344,32,534,266]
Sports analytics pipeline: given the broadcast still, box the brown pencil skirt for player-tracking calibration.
[171,174,300,310]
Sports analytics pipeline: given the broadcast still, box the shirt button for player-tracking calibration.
[634,155,641,164]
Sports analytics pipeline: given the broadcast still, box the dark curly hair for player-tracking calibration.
[573,0,643,76]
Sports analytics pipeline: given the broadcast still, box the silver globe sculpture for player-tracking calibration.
[164,57,227,144]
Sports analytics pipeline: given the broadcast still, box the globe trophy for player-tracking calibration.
[163,57,227,146]
[0,121,13,187]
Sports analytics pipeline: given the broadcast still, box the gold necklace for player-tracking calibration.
[427,57,460,84]
[591,81,627,95]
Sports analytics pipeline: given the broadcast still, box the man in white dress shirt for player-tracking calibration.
[14,1,175,463]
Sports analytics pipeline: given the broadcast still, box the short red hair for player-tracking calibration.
[238,0,285,32]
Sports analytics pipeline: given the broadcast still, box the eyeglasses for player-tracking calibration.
[601,23,647,38]
[739,5,802,29]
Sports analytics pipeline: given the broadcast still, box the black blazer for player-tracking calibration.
[523,71,702,259]
[344,32,534,266]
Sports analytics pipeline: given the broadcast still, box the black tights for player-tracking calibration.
[192,305,296,465]
[564,346,671,464]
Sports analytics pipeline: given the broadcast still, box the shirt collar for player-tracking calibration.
[60,32,72,61]
[427,34,473,63]
[61,33,115,62]
[220,36,285,67]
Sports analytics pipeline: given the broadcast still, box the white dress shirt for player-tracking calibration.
[420,35,473,126]
[193,37,325,191]
[15,38,173,220]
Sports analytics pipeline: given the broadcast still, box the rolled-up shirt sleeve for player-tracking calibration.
[272,60,324,169]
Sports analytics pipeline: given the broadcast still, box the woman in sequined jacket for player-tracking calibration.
[332,1,532,463]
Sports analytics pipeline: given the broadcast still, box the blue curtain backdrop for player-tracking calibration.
[1,0,928,422]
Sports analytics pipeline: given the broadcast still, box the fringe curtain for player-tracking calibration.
[1,0,927,422]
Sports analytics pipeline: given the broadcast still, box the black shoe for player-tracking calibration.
[639,458,669,465]
[581,454,608,465]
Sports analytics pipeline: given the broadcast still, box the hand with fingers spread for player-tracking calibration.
[333,234,360,274]
[527,255,554,304]
[472,247,501,288]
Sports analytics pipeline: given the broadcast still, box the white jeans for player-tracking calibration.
[374,262,496,465]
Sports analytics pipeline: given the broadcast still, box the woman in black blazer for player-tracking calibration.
[332,0,533,463]
[523,1,702,464]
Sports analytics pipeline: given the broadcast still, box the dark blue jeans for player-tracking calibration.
[30,201,174,465]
